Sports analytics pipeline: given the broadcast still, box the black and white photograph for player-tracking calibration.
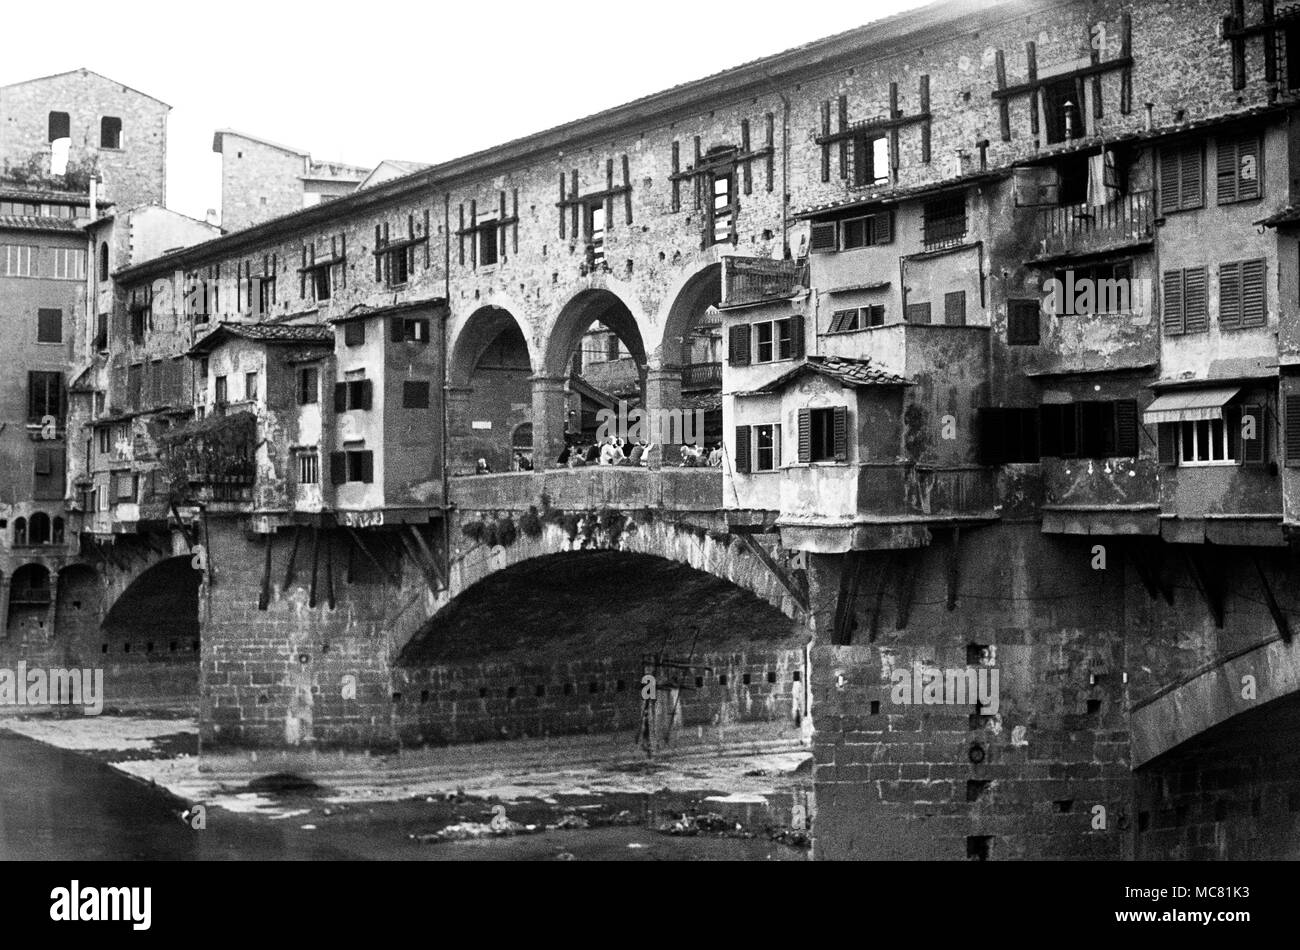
[0,0,1291,926]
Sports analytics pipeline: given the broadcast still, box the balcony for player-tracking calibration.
[721,257,806,309]
[1040,456,1160,535]
[682,362,722,389]
[1033,191,1154,260]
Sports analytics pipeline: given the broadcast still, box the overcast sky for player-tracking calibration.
[1,0,932,221]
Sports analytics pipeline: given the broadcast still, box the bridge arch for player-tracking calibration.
[653,257,724,368]
[542,278,648,379]
[1131,633,1300,767]
[447,302,536,474]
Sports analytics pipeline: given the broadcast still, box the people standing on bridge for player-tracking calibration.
[514,450,533,471]
[628,440,646,466]
[557,443,572,465]
[708,443,723,467]
[599,439,620,466]
[476,458,492,475]
[584,442,600,464]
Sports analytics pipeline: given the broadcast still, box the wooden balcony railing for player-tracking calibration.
[1034,191,1154,258]
[721,257,806,308]
[681,362,722,388]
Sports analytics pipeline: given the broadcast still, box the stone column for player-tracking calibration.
[531,375,570,471]
[643,365,686,460]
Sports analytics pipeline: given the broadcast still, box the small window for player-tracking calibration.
[98,427,111,454]
[479,222,500,267]
[1042,78,1084,144]
[245,372,259,402]
[1159,143,1205,214]
[100,116,122,149]
[751,317,802,363]
[28,371,62,422]
[754,424,779,472]
[944,291,967,326]
[344,321,365,347]
[391,317,430,343]
[922,194,967,249]
[905,302,932,325]
[1218,259,1267,330]
[710,172,734,245]
[1177,418,1237,465]
[849,134,890,188]
[804,407,845,463]
[48,111,70,142]
[312,267,332,301]
[402,380,431,409]
[1216,135,1261,205]
[297,367,319,405]
[99,242,110,282]
[346,451,374,483]
[841,212,893,249]
[385,246,412,285]
[1162,266,1209,336]
[586,205,605,264]
[298,452,319,485]
[37,308,62,343]
[214,375,228,404]
[1007,300,1042,345]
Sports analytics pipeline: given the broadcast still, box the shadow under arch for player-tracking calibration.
[448,304,536,473]
[101,555,201,655]
[656,261,722,367]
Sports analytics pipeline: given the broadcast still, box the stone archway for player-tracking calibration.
[447,304,535,475]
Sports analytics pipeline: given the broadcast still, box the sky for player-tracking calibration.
[0,0,933,221]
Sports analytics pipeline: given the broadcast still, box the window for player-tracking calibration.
[334,379,373,412]
[1007,300,1042,345]
[754,424,779,471]
[1040,401,1139,458]
[978,407,1040,464]
[245,372,259,402]
[922,194,966,249]
[330,450,375,484]
[710,172,734,245]
[344,321,365,347]
[1218,259,1266,330]
[384,245,413,285]
[28,371,62,423]
[257,256,277,315]
[48,111,70,142]
[99,242,110,282]
[479,221,500,267]
[100,116,122,149]
[1050,261,1135,315]
[1042,78,1084,144]
[1162,266,1209,336]
[1159,143,1205,214]
[312,267,331,301]
[798,406,848,463]
[95,312,108,352]
[214,375,228,405]
[841,211,894,249]
[585,205,605,264]
[297,367,319,405]
[2,244,39,277]
[905,302,932,325]
[298,452,319,486]
[1177,418,1237,465]
[34,448,65,501]
[37,308,62,343]
[98,427,110,455]
[809,221,838,253]
[52,248,86,280]
[753,317,799,363]
[827,306,885,333]
[1216,135,1261,204]
[402,381,431,409]
[944,291,967,326]
[849,134,890,188]
[390,317,430,343]
[606,334,621,361]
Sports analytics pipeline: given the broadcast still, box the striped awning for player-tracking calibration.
[1142,386,1241,424]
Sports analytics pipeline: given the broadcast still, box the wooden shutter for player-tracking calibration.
[357,379,373,410]
[1241,259,1265,328]
[978,408,1003,465]
[944,291,967,326]
[829,310,855,333]
[1285,395,1300,465]
[832,405,849,461]
[873,211,893,245]
[1115,400,1139,456]
[797,408,812,463]
[1219,261,1242,330]
[1008,300,1040,345]
[1162,269,1185,335]
[728,325,751,366]
[1158,147,1180,215]
[390,318,404,342]
[1216,138,1239,204]
[359,451,374,484]
[906,302,932,324]
[809,221,837,253]
[330,452,347,485]
[1218,136,1260,204]
[334,383,347,412]
[1157,423,1178,465]
[734,426,752,473]
[1183,266,1208,333]
[1241,402,1266,464]
[1237,136,1260,201]
[790,315,806,359]
[1039,404,1062,457]
[1179,144,1203,210]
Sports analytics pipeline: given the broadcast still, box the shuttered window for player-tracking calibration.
[1159,143,1204,214]
[334,379,372,411]
[1162,267,1209,335]
[1218,259,1266,330]
[978,408,1040,464]
[1038,401,1137,459]
[332,450,374,484]
[1286,394,1300,466]
[841,211,894,249]
[734,426,751,473]
[1157,424,1178,465]
[1007,300,1041,345]
[944,291,967,326]
[1216,135,1261,204]
[809,221,838,253]
[905,302,932,325]
[727,325,751,366]
[1240,402,1266,464]
[797,406,848,463]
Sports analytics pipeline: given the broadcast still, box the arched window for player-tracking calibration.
[99,242,109,282]
[52,517,65,545]
[13,518,26,546]
[29,512,51,545]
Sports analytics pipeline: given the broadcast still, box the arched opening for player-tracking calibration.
[6,564,51,641]
[660,263,724,449]
[52,517,64,545]
[543,288,647,461]
[13,518,26,546]
[448,305,533,475]
[28,512,51,545]
[395,551,806,749]
[97,556,201,708]
[99,242,110,282]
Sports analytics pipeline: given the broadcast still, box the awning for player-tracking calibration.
[1142,386,1241,425]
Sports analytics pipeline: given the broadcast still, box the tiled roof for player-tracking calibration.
[741,356,909,395]
[682,391,723,412]
[190,322,334,354]
[0,215,83,232]
[1256,205,1300,228]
